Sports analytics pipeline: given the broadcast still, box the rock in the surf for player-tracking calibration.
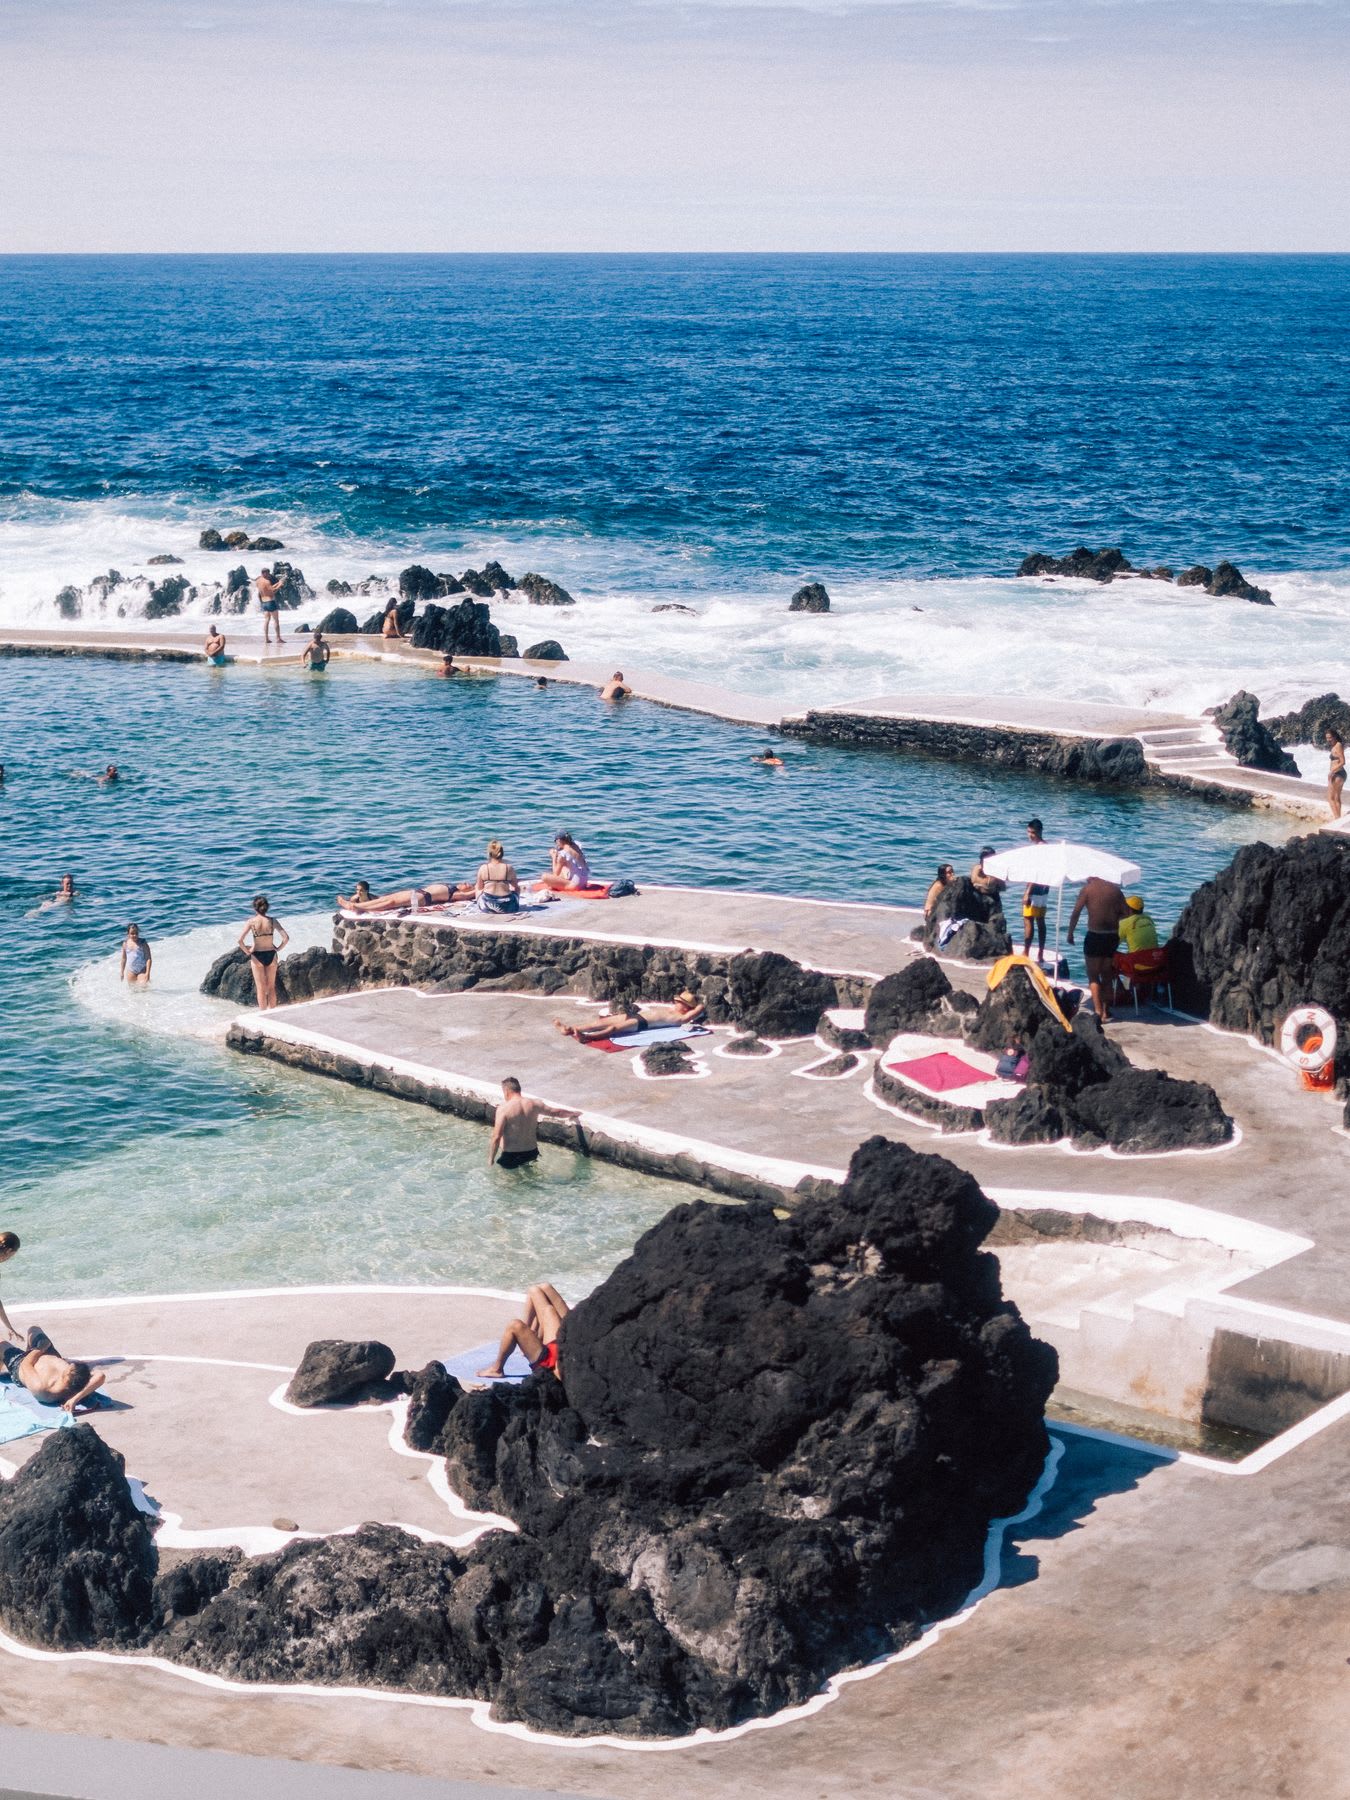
[147,554,183,566]
[145,574,194,619]
[653,603,698,615]
[249,536,284,552]
[1206,561,1272,606]
[399,565,456,601]
[517,572,575,607]
[199,528,226,550]
[1017,547,1133,582]
[1208,691,1299,775]
[1265,692,1350,747]
[199,945,359,1008]
[0,1427,156,1648]
[788,581,831,613]
[285,1339,397,1407]
[523,639,567,661]
[263,563,312,609]
[55,585,82,619]
[316,606,359,635]
[325,578,353,596]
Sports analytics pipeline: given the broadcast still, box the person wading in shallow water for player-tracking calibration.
[1068,875,1130,1026]
[488,1077,580,1171]
[239,895,289,1009]
[119,923,152,986]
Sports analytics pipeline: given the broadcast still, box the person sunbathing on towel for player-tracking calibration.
[339,877,475,912]
[554,989,705,1041]
[2,1326,105,1414]
[477,1283,569,1381]
[534,831,591,893]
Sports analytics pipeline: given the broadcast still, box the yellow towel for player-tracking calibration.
[986,954,1073,1032]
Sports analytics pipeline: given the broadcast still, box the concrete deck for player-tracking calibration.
[0,1287,1344,1800]
[2,628,1339,821]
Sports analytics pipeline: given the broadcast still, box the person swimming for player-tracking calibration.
[119,923,152,985]
[751,747,785,768]
[437,653,459,677]
[238,895,290,1010]
[600,671,630,700]
[535,831,591,893]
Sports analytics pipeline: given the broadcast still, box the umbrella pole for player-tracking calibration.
[1052,882,1065,980]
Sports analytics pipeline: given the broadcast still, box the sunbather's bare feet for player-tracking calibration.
[476,1365,506,1379]
[553,1019,578,1037]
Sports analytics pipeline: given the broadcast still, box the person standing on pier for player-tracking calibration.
[1021,819,1049,962]
[1067,875,1130,1026]
[1326,728,1345,818]
[255,568,286,645]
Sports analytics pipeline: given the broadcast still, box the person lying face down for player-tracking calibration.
[553,989,705,1042]
[2,1326,105,1415]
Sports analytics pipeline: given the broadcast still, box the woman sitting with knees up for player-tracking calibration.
[477,1283,569,1381]
[535,831,591,894]
[475,840,521,915]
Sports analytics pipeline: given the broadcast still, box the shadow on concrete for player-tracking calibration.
[998,1427,1164,1590]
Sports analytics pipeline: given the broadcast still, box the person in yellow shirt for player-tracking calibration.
[1117,895,1159,953]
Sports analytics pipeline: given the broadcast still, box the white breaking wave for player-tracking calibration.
[3,495,1349,718]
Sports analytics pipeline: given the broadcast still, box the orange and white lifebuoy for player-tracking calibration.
[1279,1004,1337,1072]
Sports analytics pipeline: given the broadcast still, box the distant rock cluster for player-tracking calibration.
[1266,692,1350,747]
[53,563,313,622]
[1018,546,1273,605]
[789,581,831,613]
[199,528,285,552]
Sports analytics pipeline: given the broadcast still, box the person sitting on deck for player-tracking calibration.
[970,846,1005,898]
[1116,895,1159,954]
[477,1283,569,1381]
[380,600,405,641]
[923,864,955,918]
[554,989,705,1042]
[475,840,521,914]
[1,1325,104,1414]
[534,832,591,893]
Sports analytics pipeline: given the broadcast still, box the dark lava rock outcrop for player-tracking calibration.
[917,877,1011,962]
[0,1143,1057,1738]
[725,950,837,1038]
[317,606,359,636]
[1205,561,1273,606]
[1169,834,1350,1067]
[285,1339,397,1407]
[145,574,193,619]
[1267,692,1350,747]
[1020,549,1272,604]
[201,946,360,1008]
[523,640,567,661]
[640,1041,695,1077]
[517,572,574,607]
[864,958,977,1043]
[1018,546,1133,583]
[409,599,505,658]
[199,528,285,552]
[0,1427,156,1649]
[789,582,831,613]
[1208,692,1299,775]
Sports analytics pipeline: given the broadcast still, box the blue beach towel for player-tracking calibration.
[0,1383,75,1445]
[439,1345,533,1386]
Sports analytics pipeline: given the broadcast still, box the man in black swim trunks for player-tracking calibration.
[2,1325,104,1413]
[489,1077,580,1170]
[1067,874,1130,1025]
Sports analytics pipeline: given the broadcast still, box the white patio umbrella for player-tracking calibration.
[981,841,1142,977]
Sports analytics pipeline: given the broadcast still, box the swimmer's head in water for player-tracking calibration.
[535,677,547,688]
[487,840,505,860]
[1026,817,1043,839]
[252,895,269,916]
[104,765,118,780]
[59,874,74,892]
[0,1231,19,1262]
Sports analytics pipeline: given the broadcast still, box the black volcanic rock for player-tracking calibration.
[223,531,251,549]
[1169,835,1350,1062]
[722,1034,773,1056]
[199,528,225,550]
[523,640,567,661]
[0,1428,156,1648]
[1207,561,1272,606]
[1266,692,1350,747]
[249,536,284,552]
[317,606,359,635]
[459,568,496,598]
[1176,564,1211,588]
[147,554,183,566]
[3,1144,1058,1740]
[55,585,82,619]
[145,574,193,619]
[641,1041,694,1076]
[864,958,977,1043]
[481,561,516,592]
[789,582,831,613]
[399,565,451,601]
[325,578,353,596]
[1017,547,1133,582]
[1209,691,1300,775]
[409,599,503,658]
[285,1339,397,1407]
[200,946,359,1008]
[920,876,1012,962]
[726,950,836,1038]
[263,562,312,609]
[518,572,575,607]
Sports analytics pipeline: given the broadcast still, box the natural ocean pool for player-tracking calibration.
[0,655,1289,1305]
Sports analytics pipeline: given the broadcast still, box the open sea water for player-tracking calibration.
[1,254,1348,712]
[0,255,1336,1305]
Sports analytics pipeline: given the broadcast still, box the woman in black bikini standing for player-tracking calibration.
[1326,729,1345,819]
[238,894,290,1010]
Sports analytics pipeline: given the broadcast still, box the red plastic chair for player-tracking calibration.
[1114,945,1173,1013]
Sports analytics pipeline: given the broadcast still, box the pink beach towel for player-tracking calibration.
[884,1051,990,1093]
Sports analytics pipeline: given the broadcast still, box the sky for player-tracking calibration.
[0,0,1347,251]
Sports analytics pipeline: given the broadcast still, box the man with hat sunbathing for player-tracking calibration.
[554,990,705,1042]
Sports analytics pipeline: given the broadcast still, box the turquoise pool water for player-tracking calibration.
[0,656,1285,1303]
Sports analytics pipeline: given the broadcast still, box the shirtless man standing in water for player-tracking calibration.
[489,1077,579,1169]
[1067,875,1130,1025]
